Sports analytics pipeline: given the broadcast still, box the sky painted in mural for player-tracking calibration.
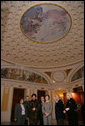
[21,4,71,43]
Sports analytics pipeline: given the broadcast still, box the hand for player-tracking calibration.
[63,110,66,113]
[32,107,36,111]
[65,108,70,111]
[14,118,17,122]
[45,113,49,117]
[26,117,29,120]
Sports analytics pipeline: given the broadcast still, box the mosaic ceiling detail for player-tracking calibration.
[20,3,71,43]
[1,68,48,84]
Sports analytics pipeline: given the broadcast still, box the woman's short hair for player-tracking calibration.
[45,95,50,100]
[31,93,37,97]
[18,97,24,103]
[56,94,60,99]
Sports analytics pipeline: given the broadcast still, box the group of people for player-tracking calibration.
[15,93,78,125]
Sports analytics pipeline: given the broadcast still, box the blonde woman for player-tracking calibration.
[64,92,78,125]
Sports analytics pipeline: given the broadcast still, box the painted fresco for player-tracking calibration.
[1,68,48,84]
[20,4,71,43]
[71,66,84,82]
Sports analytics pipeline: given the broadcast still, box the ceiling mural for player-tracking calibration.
[71,66,84,82]
[1,68,48,84]
[20,3,71,43]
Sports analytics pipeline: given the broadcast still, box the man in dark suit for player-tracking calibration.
[15,98,27,125]
[55,95,65,125]
[39,96,45,125]
[24,96,30,125]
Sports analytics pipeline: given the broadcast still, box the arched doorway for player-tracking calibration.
[11,88,25,122]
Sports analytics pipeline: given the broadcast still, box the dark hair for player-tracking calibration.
[45,95,50,100]
[31,93,37,97]
[26,96,29,98]
[18,97,24,103]
[41,96,44,98]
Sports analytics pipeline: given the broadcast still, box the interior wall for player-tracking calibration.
[1,79,53,122]
[1,78,84,123]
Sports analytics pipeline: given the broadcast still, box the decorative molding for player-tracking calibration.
[51,70,66,82]
[67,62,84,82]
[1,59,84,72]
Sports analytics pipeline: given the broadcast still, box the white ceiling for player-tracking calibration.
[1,1,84,69]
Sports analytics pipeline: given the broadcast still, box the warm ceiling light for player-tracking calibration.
[53,80,56,83]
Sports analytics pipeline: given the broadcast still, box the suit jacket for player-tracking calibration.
[42,101,52,116]
[15,103,27,119]
[24,100,30,117]
[55,99,65,119]
[38,101,44,119]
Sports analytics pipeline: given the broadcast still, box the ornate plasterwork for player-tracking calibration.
[1,59,84,88]
[67,62,84,82]
[51,71,66,82]
[1,1,84,69]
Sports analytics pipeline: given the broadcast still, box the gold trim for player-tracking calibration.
[29,89,31,100]
[20,3,72,44]
[50,90,53,102]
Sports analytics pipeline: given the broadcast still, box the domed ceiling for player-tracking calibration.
[1,1,84,69]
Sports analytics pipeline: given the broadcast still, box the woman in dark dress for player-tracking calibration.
[29,94,39,125]
[64,93,78,125]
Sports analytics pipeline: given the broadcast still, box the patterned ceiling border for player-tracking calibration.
[1,58,84,71]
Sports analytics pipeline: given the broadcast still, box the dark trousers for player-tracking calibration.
[68,112,78,125]
[40,117,43,125]
[25,119,28,125]
[68,117,78,125]
[29,118,38,125]
[57,118,64,125]
[17,115,26,125]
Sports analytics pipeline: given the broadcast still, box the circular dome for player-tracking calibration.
[20,3,72,43]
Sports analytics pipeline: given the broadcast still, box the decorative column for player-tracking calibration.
[8,86,14,122]
[1,86,10,122]
[29,89,32,100]
[1,87,10,111]
[52,90,56,120]
[24,88,30,97]
[82,85,84,91]
[34,89,37,95]
[1,85,4,104]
